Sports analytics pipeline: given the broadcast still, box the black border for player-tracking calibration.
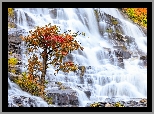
[3,2,152,112]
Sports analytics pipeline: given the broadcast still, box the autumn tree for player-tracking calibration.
[20,23,85,88]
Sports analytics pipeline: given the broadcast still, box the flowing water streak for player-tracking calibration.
[8,8,147,107]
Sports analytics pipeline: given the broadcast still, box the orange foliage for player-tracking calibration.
[122,8,147,28]
[20,23,85,76]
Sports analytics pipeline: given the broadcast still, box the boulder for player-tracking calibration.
[122,50,131,59]
[8,96,41,107]
[86,78,93,84]
[125,35,135,44]
[84,91,91,99]
[49,8,57,18]
[47,89,79,106]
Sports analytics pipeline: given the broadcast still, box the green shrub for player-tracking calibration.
[14,72,52,104]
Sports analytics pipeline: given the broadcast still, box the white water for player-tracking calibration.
[8,8,147,107]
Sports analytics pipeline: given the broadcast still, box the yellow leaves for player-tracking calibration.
[22,72,27,77]
[114,102,125,107]
[70,65,78,72]
[8,58,18,66]
[8,8,14,17]
[10,69,16,74]
[14,71,49,102]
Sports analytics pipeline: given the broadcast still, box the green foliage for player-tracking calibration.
[122,8,147,28]
[14,72,52,104]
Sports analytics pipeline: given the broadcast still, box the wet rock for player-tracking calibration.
[119,101,125,105]
[117,62,124,69]
[84,91,91,98]
[112,49,131,67]
[113,49,124,68]
[125,35,135,44]
[49,8,57,18]
[63,53,74,62]
[8,53,22,61]
[137,50,147,66]
[113,46,124,49]
[105,49,125,69]
[8,96,38,107]
[47,89,79,106]
[140,56,147,61]
[114,25,124,34]
[13,97,22,105]
[105,103,114,107]
[127,101,131,104]
[121,50,131,59]
[137,49,146,56]
[79,76,84,84]
[98,102,106,107]
[8,36,22,54]
[131,51,138,57]
[112,32,125,41]
[8,29,23,76]
[87,78,93,84]
[88,98,147,107]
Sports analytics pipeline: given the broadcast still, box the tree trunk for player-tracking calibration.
[41,48,48,86]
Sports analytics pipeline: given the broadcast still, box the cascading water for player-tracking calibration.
[8,8,147,107]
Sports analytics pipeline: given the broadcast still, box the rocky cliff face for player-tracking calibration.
[94,9,147,68]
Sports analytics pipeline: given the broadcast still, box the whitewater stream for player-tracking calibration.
[8,8,147,107]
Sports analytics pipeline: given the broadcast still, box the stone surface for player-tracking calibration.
[8,96,39,107]
[47,89,79,106]
[84,91,91,99]
[8,29,23,75]
[88,98,147,107]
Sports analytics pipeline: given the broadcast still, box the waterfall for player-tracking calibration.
[8,8,147,107]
